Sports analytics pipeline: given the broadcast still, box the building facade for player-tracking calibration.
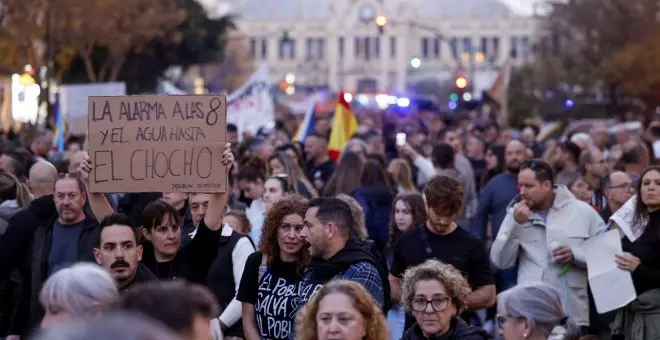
[228,0,539,94]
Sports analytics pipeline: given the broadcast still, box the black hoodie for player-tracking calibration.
[302,238,391,311]
[402,317,488,340]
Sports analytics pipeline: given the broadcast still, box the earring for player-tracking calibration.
[523,333,528,338]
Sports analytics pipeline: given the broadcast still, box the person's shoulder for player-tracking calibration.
[453,227,487,246]
[398,225,423,241]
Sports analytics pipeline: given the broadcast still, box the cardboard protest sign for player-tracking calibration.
[88,95,227,193]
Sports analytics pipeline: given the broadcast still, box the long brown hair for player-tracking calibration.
[258,195,310,270]
[322,151,363,196]
[388,194,427,247]
[634,166,660,226]
[296,280,390,340]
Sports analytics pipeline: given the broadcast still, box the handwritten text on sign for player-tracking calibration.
[87,95,227,193]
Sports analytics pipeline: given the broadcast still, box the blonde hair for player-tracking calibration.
[295,280,389,340]
[336,193,367,240]
[387,158,417,193]
[0,170,31,208]
[402,259,472,314]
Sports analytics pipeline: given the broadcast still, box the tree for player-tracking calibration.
[55,0,185,82]
[539,0,660,114]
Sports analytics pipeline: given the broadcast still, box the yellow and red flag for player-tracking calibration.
[328,93,359,161]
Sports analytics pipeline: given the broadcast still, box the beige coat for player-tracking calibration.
[490,185,606,326]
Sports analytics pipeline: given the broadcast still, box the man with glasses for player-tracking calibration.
[601,171,635,221]
[491,159,605,336]
[0,171,102,336]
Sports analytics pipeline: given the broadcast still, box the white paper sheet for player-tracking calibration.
[609,196,646,242]
[585,229,637,313]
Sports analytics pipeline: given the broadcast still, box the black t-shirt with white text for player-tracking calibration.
[237,252,303,340]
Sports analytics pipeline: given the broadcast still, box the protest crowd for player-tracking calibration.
[0,97,659,340]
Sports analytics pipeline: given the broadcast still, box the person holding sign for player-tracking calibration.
[611,166,660,340]
[136,143,235,282]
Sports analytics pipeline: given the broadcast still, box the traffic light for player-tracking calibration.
[455,76,468,90]
[450,75,469,112]
[376,16,387,34]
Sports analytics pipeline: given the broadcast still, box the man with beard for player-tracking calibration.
[390,175,495,330]
[490,160,604,336]
[93,213,156,291]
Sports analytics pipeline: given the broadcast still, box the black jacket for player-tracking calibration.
[23,215,99,335]
[121,264,158,293]
[309,238,392,312]
[402,317,488,340]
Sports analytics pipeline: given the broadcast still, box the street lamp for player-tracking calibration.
[376,15,387,34]
[410,58,422,68]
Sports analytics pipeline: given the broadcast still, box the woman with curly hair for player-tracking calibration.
[237,195,310,340]
[295,280,389,340]
[401,259,488,339]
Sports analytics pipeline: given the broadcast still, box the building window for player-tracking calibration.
[510,36,518,59]
[480,37,488,55]
[433,38,441,58]
[355,37,380,60]
[462,37,472,54]
[250,38,257,58]
[339,37,345,58]
[289,39,296,59]
[390,37,396,58]
[279,37,296,60]
[450,38,458,60]
[306,38,326,60]
[421,38,429,59]
[318,38,325,60]
[306,38,314,60]
[261,38,268,59]
[521,36,530,60]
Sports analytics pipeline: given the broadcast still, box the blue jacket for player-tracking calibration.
[471,173,519,241]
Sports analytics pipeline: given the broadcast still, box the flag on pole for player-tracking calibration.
[487,59,512,127]
[328,93,358,161]
[293,101,316,143]
[52,93,65,152]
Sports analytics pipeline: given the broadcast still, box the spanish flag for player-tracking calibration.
[328,93,358,161]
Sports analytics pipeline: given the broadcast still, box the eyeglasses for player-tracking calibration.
[410,296,449,312]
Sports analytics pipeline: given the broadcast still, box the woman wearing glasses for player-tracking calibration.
[401,259,488,340]
[238,195,309,340]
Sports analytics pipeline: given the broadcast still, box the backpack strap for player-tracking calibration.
[258,253,268,283]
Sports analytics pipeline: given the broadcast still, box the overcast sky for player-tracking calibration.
[501,0,536,15]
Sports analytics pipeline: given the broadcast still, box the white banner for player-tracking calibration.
[60,82,127,134]
[227,64,274,136]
